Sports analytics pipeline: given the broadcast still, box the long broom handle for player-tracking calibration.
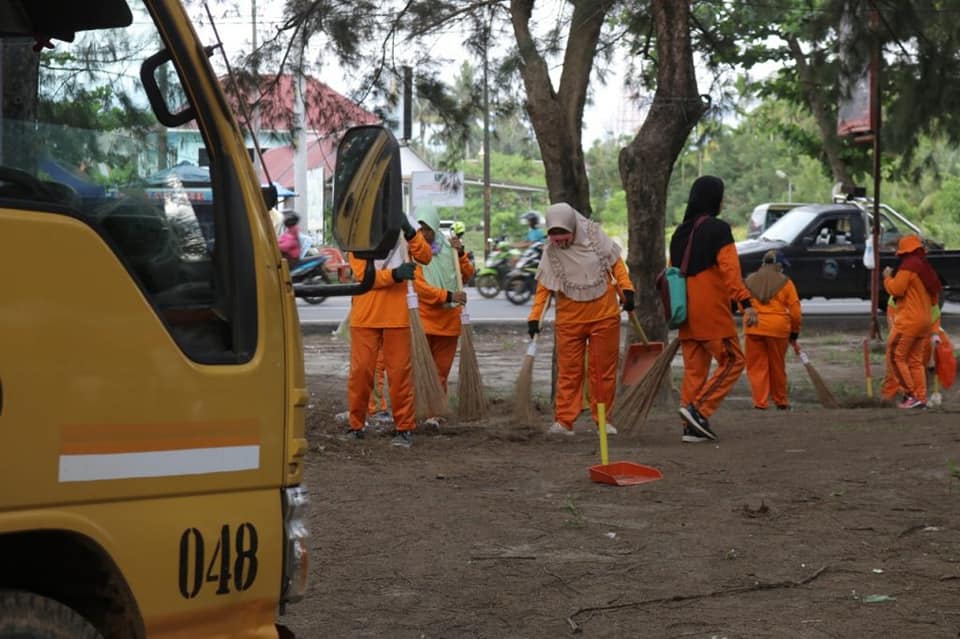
[609,272,651,345]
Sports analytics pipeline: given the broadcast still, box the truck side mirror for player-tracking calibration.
[331,125,403,260]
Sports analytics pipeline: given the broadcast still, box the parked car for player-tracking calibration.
[746,202,810,239]
[737,201,960,304]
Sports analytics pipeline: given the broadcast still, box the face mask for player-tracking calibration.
[431,241,442,256]
[549,232,573,249]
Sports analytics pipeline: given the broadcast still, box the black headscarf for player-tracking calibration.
[669,175,735,277]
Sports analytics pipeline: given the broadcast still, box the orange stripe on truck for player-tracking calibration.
[60,420,259,455]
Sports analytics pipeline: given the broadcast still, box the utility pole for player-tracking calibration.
[293,34,308,229]
[251,0,261,177]
[482,14,491,259]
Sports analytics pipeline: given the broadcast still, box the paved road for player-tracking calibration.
[297,287,960,325]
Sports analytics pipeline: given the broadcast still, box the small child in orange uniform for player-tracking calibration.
[743,250,802,410]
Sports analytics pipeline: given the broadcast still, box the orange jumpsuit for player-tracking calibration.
[744,279,801,409]
[367,350,388,415]
[529,258,633,429]
[347,233,432,432]
[883,269,934,402]
[413,252,475,392]
[679,243,752,418]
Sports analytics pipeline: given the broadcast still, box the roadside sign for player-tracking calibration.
[411,170,465,208]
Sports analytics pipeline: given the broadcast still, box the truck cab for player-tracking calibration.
[0,2,400,637]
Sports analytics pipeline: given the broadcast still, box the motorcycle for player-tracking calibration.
[290,253,331,304]
[503,241,543,305]
[474,243,518,298]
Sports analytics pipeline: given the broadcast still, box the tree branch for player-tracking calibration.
[566,565,830,632]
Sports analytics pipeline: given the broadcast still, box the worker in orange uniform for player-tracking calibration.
[882,234,941,409]
[743,250,802,410]
[527,202,633,436]
[670,176,757,443]
[412,205,474,419]
[346,216,432,448]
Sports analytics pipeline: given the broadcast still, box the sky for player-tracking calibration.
[186,1,634,147]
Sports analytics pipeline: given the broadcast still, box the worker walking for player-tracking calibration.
[743,250,802,410]
[883,234,941,409]
[527,202,634,436]
[412,204,474,415]
[346,217,432,447]
[670,176,757,443]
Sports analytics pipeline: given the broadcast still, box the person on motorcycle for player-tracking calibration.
[515,211,546,248]
[527,202,634,437]
[413,204,474,422]
[278,212,301,260]
[345,215,432,448]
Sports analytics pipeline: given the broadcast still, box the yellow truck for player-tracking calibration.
[0,1,401,637]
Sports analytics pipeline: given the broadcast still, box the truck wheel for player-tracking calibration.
[0,591,102,639]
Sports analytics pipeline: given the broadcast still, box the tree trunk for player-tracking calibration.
[620,0,707,345]
[509,0,614,217]
[1,41,40,170]
[786,36,853,189]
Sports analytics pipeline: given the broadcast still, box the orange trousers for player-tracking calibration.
[884,331,927,401]
[349,327,414,432]
[555,315,620,428]
[745,335,789,409]
[680,337,745,418]
[427,334,459,393]
[367,350,388,415]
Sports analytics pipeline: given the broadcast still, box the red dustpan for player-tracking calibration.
[589,403,663,486]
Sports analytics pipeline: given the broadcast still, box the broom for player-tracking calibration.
[453,248,487,421]
[793,341,839,408]
[610,337,681,433]
[333,307,351,341]
[513,294,553,426]
[408,276,449,420]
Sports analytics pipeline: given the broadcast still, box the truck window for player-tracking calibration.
[0,6,256,363]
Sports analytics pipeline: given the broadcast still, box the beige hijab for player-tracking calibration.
[536,202,621,302]
[745,251,789,304]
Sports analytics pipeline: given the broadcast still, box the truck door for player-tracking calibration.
[793,211,863,298]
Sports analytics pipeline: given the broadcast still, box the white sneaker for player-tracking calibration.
[548,422,575,436]
[334,411,350,426]
[602,422,618,435]
[423,416,443,431]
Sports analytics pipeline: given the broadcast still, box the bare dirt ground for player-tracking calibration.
[284,324,960,638]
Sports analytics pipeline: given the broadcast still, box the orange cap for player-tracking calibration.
[896,234,923,256]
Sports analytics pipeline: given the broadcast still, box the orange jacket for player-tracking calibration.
[679,243,752,341]
[348,233,432,329]
[884,269,934,337]
[529,258,633,324]
[413,252,475,336]
[745,279,801,339]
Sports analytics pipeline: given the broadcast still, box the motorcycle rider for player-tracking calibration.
[515,211,546,249]
[278,212,301,260]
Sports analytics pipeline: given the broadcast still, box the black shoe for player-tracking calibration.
[344,428,365,440]
[679,404,718,440]
[391,431,413,448]
[681,426,710,443]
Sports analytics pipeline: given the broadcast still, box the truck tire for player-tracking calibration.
[0,591,102,639]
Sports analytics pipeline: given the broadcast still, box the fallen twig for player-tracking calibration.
[565,565,829,633]
[469,555,537,561]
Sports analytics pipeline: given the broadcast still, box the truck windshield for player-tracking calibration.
[0,2,257,363]
[759,209,820,244]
